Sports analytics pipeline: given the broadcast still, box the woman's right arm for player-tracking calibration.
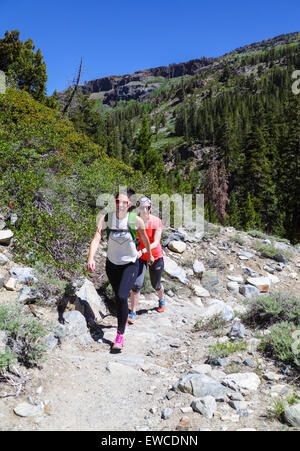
[87,215,106,273]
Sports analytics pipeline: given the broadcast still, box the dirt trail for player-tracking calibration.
[0,294,205,431]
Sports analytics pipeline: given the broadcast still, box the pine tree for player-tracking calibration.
[243,192,261,231]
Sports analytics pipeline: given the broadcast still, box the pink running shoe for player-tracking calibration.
[112,332,124,351]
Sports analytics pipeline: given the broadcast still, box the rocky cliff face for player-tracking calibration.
[71,32,300,106]
[79,57,213,105]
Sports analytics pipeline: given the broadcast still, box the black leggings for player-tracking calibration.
[132,257,164,293]
[106,258,139,334]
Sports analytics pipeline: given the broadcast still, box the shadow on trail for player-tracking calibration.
[135,307,158,317]
[89,323,114,347]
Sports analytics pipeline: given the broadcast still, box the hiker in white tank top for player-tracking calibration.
[106,211,138,265]
[87,189,154,352]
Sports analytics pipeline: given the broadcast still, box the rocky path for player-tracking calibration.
[0,289,298,432]
[1,225,300,431]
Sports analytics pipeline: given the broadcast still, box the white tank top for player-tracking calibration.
[106,212,138,265]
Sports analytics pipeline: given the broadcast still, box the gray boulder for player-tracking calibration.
[283,403,300,427]
[54,310,88,342]
[74,278,107,324]
[9,266,37,284]
[273,254,288,264]
[174,373,231,399]
[18,286,43,303]
[239,284,260,299]
[43,335,58,352]
[163,255,189,284]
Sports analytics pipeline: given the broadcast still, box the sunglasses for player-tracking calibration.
[139,205,151,211]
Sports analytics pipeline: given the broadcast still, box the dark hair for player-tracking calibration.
[114,187,136,211]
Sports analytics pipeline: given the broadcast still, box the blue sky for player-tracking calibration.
[1,0,300,94]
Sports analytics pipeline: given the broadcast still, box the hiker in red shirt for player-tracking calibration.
[128,196,165,324]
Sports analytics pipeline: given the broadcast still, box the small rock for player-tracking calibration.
[166,390,176,400]
[243,358,255,368]
[262,371,282,382]
[264,265,275,274]
[229,393,245,401]
[10,214,18,225]
[222,372,261,393]
[191,396,217,419]
[227,281,239,295]
[191,284,210,298]
[0,229,14,245]
[206,357,228,367]
[247,277,270,293]
[0,253,9,265]
[4,277,17,291]
[229,400,248,411]
[14,402,44,417]
[193,260,205,277]
[168,240,187,254]
[228,322,246,339]
[176,416,191,431]
[161,408,173,420]
[238,255,249,261]
[180,407,193,413]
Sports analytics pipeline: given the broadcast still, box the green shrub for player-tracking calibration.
[0,89,158,278]
[194,313,227,336]
[0,351,18,371]
[252,240,293,260]
[0,303,48,368]
[208,340,247,358]
[243,292,300,327]
[260,322,300,367]
[230,234,245,246]
[267,398,286,421]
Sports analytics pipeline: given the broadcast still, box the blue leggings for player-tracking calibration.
[106,258,139,334]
